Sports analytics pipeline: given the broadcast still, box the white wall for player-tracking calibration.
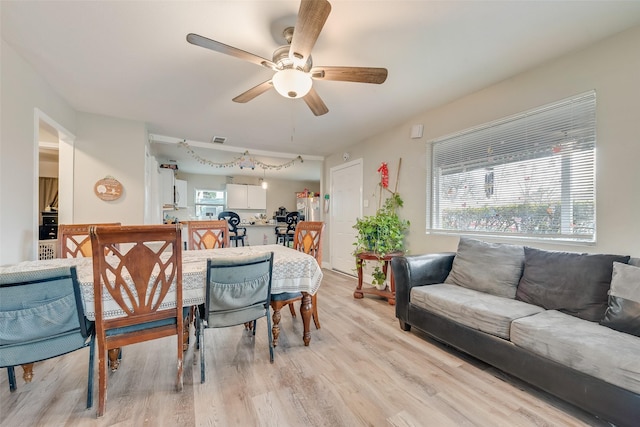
[1,40,150,265]
[263,178,320,217]
[324,25,640,262]
[73,112,148,225]
[0,40,77,265]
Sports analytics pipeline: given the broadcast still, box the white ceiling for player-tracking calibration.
[4,1,640,180]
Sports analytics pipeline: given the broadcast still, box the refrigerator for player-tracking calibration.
[296,192,320,221]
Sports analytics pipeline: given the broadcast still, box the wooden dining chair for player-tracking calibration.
[184,220,229,335]
[185,220,229,250]
[58,223,121,258]
[270,221,324,345]
[197,252,275,383]
[58,222,122,369]
[0,267,95,409]
[89,224,184,417]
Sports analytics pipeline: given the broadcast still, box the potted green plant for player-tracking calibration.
[353,192,409,288]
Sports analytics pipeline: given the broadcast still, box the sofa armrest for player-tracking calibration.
[392,253,455,329]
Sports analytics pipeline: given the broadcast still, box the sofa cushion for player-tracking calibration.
[511,310,640,394]
[444,237,524,298]
[515,247,630,321]
[600,262,640,337]
[411,284,544,339]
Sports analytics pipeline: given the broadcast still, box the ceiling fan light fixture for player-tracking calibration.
[272,69,312,99]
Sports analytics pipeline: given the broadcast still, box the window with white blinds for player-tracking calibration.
[429,91,596,242]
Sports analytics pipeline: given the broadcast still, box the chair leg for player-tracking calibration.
[176,320,184,392]
[87,336,95,409]
[288,302,297,318]
[252,319,257,336]
[7,367,16,392]
[266,312,274,363]
[199,318,206,384]
[312,294,321,329]
[97,345,107,417]
[195,313,201,350]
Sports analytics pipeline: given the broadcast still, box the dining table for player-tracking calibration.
[0,244,323,379]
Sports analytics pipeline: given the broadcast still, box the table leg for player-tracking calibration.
[108,349,121,371]
[272,308,281,347]
[21,363,34,383]
[301,292,312,346]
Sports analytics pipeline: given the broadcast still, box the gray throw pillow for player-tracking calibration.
[600,262,640,337]
[515,247,630,321]
[444,237,524,298]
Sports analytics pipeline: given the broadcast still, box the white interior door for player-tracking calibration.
[330,159,362,275]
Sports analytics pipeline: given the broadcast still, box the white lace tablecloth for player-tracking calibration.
[0,245,323,321]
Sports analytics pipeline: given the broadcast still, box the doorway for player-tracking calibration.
[329,159,362,275]
[34,109,74,259]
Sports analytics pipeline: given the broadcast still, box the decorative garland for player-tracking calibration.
[178,141,303,170]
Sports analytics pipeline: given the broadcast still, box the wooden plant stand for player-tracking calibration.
[354,251,403,305]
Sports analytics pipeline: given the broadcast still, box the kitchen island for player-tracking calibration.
[179,221,278,247]
[240,223,278,246]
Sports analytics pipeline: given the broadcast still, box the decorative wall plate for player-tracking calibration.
[94,176,123,201]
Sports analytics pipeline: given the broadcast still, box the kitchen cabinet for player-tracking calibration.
[247,185,267,209]
[160,168,175,207]
[175,179,188,208]
[226,184,266,209]
[160,168,188,209]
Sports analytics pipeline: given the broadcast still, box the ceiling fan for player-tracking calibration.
[186,0,387,116]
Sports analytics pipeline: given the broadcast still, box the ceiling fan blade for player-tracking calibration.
[289,0,332,65]
[187,33,276,70]
[311,66,388,84]
[232,80,273,103]
[303,87,329,116]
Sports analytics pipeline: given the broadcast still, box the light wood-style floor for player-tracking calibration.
[1,269,607,427]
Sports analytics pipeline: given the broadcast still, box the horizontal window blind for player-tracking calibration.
[430,91,596,241]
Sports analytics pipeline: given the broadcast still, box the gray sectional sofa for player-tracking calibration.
[392,237,640,427]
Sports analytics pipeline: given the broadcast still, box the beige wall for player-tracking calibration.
[1,40,77,264]
[324,25,640,263]
[1,40,150,264]
[72,112,148,225]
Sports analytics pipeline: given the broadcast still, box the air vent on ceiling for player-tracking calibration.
[210,136,227,144]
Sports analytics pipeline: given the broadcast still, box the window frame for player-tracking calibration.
[194,189,226,220]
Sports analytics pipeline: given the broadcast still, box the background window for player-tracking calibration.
[429,91,596,242]
[194,189,225,219]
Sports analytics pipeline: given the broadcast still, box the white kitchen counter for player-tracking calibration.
[240,223,278,246]
[180,221,279,247]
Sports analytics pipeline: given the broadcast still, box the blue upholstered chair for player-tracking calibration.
[0,266,95,409]
[197,252,275,383]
